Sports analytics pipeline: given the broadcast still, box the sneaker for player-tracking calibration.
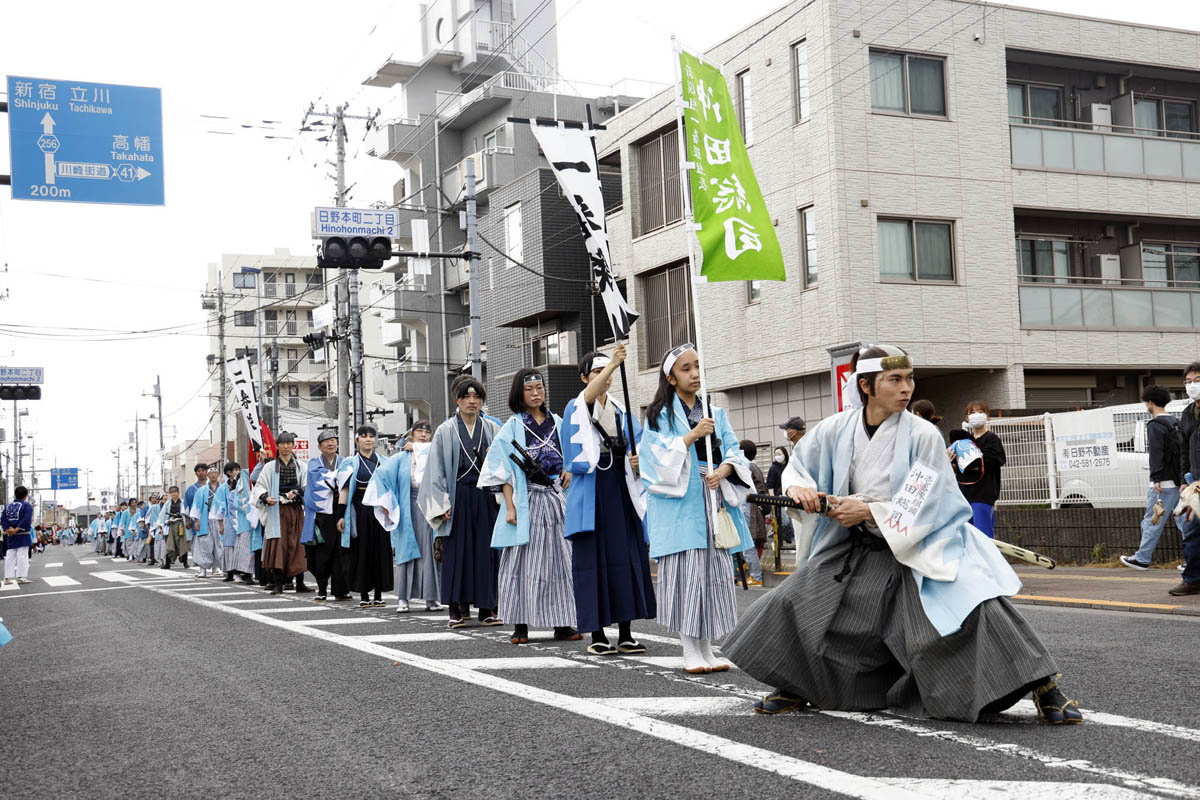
[17,577,31,584]
[1168,581,1200,596]
[1119,556,1150,571]
[396,601,410,613]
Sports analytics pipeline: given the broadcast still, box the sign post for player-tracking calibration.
[6,76,164,206]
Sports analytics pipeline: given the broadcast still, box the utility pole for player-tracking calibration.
[12,400,19,488]
[114,448,121,500]
[154,376,165,487]
[134,422,140,500]
[218,271,228,465]
[465,158,483,381]
[271,338,280,434]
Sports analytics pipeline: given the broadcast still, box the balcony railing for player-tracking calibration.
[264,283,277,298]
[1011,119,1200,181]
[1019,274,1200,331]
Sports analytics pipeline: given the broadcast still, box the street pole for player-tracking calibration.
[218,272,228,466]
[335,104,351,452]
[13,400,20,488]
[134,422,140,500]
[271,337,280,433]
[465,157,482,382]
[115,447,121,501]
[154,376,165,487]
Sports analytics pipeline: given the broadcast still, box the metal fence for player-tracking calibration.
[991,400,1189,509]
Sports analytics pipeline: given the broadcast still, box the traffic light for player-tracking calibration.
[318,236,393,270]
[0,386,41,400]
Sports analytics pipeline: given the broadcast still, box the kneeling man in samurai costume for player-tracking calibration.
[722,344,1083,724]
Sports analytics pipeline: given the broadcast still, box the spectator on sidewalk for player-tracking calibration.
[2,487,34,585]
[960,401,1006,539]
[1121,385,1183,571]
[778,416,806,447]
[739,440,768,586]
[1171,364,1200,596]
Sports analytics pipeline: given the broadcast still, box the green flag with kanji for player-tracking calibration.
[678,48,785,282]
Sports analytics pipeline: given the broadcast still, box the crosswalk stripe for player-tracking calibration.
[590,697,753,716]
[43,562,64,568]
[442,657,599,670]
[354,632,467,643]
[207,598,295,604]
[291,618,388,626]
[627,656,736,671]
[1005,699,1200,745]
[78,560,98,565]
[183,591,260,599]
[43,576,82,587]
[136,569,189,579]
[252,606,335,614]
[0,581,20,592]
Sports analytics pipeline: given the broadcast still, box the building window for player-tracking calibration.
[641,263,696,366]
[799,206,817,287]
[264,272,277,298]
[736,69,753,144]
[1134,96,1196,138]
[233,310,255,327]
[530,330,576,367]
[305,271,321,290]
[869,51,946,117]
[310,383,327,400]
[284,273,297,297]
[792,41,810,123]
[1007,83,1062,126]
[1141,243,1200,287]
[234,347,257,360]
[878,218,955,282]
[1016,238,1070,284]
[286,348,299,372]
[287,385,300,408]
[746,281,761,304]
[504,203,523,266]
[233,272,256,289]
[635,128,682,236]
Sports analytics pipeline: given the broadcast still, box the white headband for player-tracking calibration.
[855,353,912,375]
[590,355,611,372]
[662,343,697,376]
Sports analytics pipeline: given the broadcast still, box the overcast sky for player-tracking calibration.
[1,0,1195,511]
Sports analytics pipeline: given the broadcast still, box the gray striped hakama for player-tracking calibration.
[721,532,1059,722]
[497,484,576,627]
[396,485,441,604]
[655,489,738,641]
[223,532,254,574]
[191,533,220,570]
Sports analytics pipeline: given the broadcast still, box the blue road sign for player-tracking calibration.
[51,468,79,490]
[6,76,164,206]
[0,367,44,384]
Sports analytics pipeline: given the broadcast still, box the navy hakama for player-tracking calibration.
[440,480,499,609]
[349,482,394,600]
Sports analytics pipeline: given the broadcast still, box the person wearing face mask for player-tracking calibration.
[1120,385,1183,572]
[959,401,1005,539]
[766,445,794,545]
[1170,363,1200,596]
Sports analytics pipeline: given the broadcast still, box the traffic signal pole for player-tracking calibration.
[335,105,351,451]
[465,159,483,382]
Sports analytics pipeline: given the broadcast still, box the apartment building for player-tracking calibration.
[365,0,644,420]
[205,249,332,459]
[595,0,1200,453]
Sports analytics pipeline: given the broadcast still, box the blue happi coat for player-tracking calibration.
[478,413,563,549]
[363,450,420,566]
[336,453,389,548]
[639,395,753,559]
[189,483,221,538]
[782,408,1021,636]
[214,473,253,548]
[302,453,342,544]
[560,390,645,540]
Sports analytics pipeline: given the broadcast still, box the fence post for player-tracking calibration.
[1043,412,1059,510]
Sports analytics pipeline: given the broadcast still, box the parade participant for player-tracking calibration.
[302,430,348,602]
[640,343,755,674]
[419,376,502,629]
[216,462,256,584]
[961,401,1006,539]
[1,487,34,585]
[134,500,150,563]
[722,344,1083,724]
[391,421,440,612]
[89,517,102,553]
[337,424,393,608]
[560,345,655,656]
[189,467,225,578]
[145,494,163,565]
[161,486,188,569]
[249,454,269,586]
[480,369,579,645]
[252,432,309,595]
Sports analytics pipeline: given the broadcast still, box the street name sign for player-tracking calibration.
[6,76,164,206]
[0,367,44,384]
[313,206,400,238]
[51,468,79,490]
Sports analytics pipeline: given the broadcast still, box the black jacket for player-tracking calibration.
[1147,414,1182,484]
[1180,402,1200,481]
[960,430,1006,506]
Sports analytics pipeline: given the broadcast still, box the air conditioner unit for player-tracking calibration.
[1091,254,1120,285]
[1081,103,1112,132]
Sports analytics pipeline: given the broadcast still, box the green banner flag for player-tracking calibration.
[678,49,785,283]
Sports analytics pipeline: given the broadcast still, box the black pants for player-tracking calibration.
[306,513,348,596]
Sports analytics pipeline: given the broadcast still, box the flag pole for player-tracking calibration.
[672,36,719,523]
[586,103,638,458]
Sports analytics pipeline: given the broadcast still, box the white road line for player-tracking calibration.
[602,627,687,648]
[0,581,19,592]
[442,657,599,670]
[181,591,261,599]
[252,607,335,614]
[42,576,81,587]
[413,614,449,621]
[137,584,928,800]
[1004,699,1200,745]
[290,618,388,626]
[161,585,223,592]
[136,569,189,579]
[78,560,98,565]
[878,779,1153,800]
[627,656,736,671]
[206,598,296,605]
[353,633,466,643]
[0,585,149,600]
[592,697,753,716]
[43,562,63,568]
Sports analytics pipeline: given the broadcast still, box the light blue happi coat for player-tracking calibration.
[478,413,563,549]
[362,450,420,566]
[189,484,221,538]
[336,453,390,548]
[783,408,1021,636]
[251,457,307,542]
[302,453,342,544]
[417,414,502,537]
[639,395,753,559]
[214,474,252,548]
[560,390,645,539]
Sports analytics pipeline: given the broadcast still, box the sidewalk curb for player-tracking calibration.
[1010,596,1200,617]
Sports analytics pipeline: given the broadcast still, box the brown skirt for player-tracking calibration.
[263,503,307,577]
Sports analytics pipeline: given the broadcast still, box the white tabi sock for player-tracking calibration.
[679,634,708,672]
[697,639,728,669]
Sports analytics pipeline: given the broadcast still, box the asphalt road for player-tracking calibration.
[2,545,1198,800]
